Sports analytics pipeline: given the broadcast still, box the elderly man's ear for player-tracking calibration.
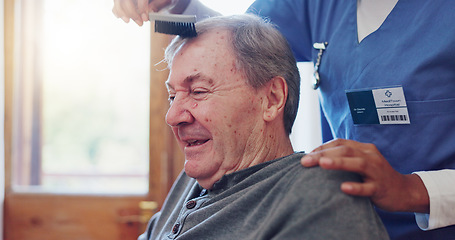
[262,76,288,122]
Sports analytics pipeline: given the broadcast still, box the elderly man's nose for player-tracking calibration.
[166,99,194,127]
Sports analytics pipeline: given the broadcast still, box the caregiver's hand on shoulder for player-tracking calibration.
[301,139,429,213]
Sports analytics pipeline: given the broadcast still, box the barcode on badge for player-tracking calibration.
[381,115,408,122]
[377,107,411,124]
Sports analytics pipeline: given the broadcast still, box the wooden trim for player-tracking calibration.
[4,1,16,238]
[5,193,146,240]
[9,0,44,186]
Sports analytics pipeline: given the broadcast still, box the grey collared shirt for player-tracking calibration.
[139,152,389,240]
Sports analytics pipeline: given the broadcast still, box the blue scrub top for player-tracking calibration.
[248,0,455,239]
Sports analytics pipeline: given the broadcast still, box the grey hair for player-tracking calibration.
[164,14,300,134]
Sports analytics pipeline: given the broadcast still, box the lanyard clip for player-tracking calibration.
[312,42,328,90]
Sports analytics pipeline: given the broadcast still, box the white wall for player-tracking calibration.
[1,0,5,238]
[290,62,322,153]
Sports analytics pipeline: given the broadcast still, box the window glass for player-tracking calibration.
[12,0,150,194]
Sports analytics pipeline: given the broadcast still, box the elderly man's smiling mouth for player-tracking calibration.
[183,138,212,159]
[177,128,213,151]
[186,139,210,147]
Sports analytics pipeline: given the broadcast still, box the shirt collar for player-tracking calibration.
[206,152,302,194]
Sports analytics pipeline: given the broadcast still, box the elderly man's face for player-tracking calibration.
[165,30,266,188]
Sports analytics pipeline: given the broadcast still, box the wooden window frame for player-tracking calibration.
[3,0,184,238]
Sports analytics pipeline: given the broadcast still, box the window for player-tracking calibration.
[12,0,150,194]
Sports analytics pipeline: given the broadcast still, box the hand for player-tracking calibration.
[112,0,175,26]
[301,139,429,213]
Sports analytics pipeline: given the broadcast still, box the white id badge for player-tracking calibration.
[346,86,411,125]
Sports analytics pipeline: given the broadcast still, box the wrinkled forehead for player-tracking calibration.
[166,30,247,89]
[182,29,233,56]
[172,30,238,70]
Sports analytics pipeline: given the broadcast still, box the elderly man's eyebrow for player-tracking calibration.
[165,80,173,90]
[166,73,214,89]
[183,73,214,85]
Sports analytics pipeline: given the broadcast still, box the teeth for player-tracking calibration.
[187,140,207,146]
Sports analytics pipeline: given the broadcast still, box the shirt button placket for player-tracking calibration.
[186,200,197,209]
[172,223,180,234]
[169,198,205,238]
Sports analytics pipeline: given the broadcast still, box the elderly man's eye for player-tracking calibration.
[191,89,209,99]
[168,95,175,103]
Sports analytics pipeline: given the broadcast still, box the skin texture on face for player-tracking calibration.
[165,30,293,189]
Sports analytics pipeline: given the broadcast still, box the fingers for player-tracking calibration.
[305,155,373,179]
[112,0,182,26]
[340,182,376,197]
[112,0,147,26]
[311,138,377,154]
[300,155,318,167]
[137,0,150,22]
[112,0,129,23]
[301,139,378,168]
[125,0,145,26]
[149,0,175,12]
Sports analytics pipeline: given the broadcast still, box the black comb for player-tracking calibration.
[149,13,197,37]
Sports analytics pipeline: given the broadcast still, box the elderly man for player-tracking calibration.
[139,14,389,240]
